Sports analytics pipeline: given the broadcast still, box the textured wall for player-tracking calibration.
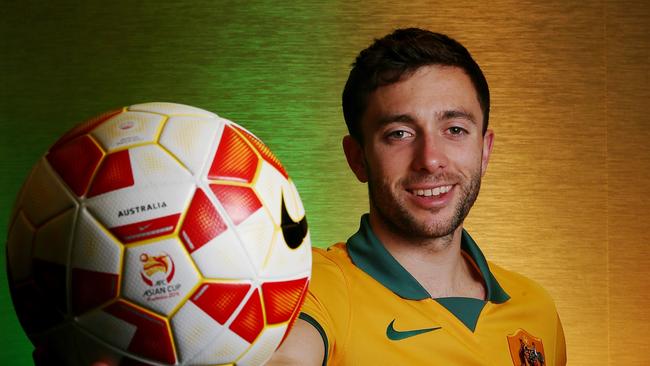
[606,1,650,363]
[1,1,648,364]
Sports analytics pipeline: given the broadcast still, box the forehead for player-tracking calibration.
[361,65,483,131]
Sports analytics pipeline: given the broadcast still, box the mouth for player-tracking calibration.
[407,185,453,198]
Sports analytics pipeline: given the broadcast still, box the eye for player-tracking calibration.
[386,130,414,140]
[448,126,467,135]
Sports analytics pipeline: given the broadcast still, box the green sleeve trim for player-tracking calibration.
[298,312,328,366]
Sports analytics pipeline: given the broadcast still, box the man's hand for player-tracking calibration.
[265,318,325,365]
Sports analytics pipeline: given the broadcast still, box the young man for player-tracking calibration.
[269,28,566,365]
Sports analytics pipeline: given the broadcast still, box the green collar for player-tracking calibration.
[347,214,510,303]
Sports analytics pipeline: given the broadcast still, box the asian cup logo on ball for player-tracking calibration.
[6,102,311,366]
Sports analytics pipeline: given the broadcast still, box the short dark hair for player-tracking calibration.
[342,28,490,142]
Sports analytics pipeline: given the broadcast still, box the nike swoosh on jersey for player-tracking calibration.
[280,192,308,249]
[386,319,441,341]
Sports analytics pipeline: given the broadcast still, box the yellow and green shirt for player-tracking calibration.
[300,215,566,365]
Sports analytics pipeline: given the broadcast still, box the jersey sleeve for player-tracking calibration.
[299,247,350,365]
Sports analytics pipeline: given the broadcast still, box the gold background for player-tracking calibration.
[0,0,648,364]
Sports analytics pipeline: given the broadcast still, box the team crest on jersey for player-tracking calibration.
[139,252,181,301]
[507,329,546,366]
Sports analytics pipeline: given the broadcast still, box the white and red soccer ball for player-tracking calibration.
[6,102,311,365]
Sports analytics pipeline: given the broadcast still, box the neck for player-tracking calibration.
[368,213,485,300]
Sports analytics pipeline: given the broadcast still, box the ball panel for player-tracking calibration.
[210,184,262,226]
[87,150,135,198]
[281,179,306,224]
[47,135,105,197]
[229,288,264,343]
[233,125,288,179]
[159,115,224,176]
[71,208,122,273]
[208,125,259,183]
[76,306,137,353]
[253,162,286,226]
[71,268,119,315]
[278,192,308,251]
[90,111,166,152]
[20,158,78,227]
[32,209,76,313]
[110,213,181,244]
[180,188,228,254]
[190,282,251,325]
[261,277,309,325]
[128,144,194,187]
[128,102,218,118]
[190,229,255,280]
[260,231,311,278]
[32,258,68,314]
[189,328,250,365]
[121,238,200,316]
[32,207,76,265]
[277,280,309,347]
[69,210,121,322]
[9,279,65,336]
[84,181,194,238]
[103,301,174,363]
[79,300,177,365]
[6,211,36,282]
[236,325,288,366]
[232,209,275,274]
[50,108,123,152]
[170,300,225,364]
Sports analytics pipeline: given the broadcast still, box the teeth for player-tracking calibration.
[412,185,452,197]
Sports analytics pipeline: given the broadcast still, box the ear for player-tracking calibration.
[342,135,368,183]
[481,129,494,176]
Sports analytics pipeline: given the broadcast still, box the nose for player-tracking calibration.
[411,134,448,173]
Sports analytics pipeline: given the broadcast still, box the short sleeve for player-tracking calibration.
[299,247,350,365]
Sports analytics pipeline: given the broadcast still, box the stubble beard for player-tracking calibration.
[368,169,482,244]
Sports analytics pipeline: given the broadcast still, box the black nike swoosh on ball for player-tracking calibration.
[281,192,308,249]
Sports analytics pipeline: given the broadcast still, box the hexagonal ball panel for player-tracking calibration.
[90,111,166,153]
[121,238,200,316]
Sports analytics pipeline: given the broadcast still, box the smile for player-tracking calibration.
[408,185,453,197]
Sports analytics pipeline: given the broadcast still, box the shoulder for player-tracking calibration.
[300,244,353,362]
[488,262,567,363]
[488,261,559,313]
[309,243,353,294]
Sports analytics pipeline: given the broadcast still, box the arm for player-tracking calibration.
[265,318,325,366]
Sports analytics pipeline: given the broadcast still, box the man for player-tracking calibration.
[268,28,566,365]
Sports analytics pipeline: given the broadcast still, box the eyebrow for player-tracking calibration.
[439,109,477,124]
[375,109,477,127]
[375,113,416,127]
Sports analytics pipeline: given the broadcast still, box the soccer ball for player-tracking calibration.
[6,102,311,365]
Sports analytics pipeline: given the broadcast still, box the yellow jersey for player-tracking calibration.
[300,215,566,365]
